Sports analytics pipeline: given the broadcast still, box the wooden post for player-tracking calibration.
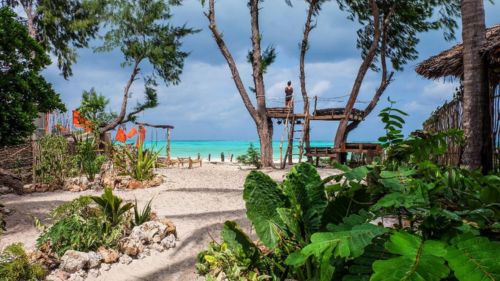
[221,152,225,162]
[286,119,295,165]
[313,96,318,116]
[167,128,171,162]
[208,154,211,162]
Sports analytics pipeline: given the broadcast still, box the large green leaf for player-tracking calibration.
[340,237,391,281]
[283,163,327,235]
[304,223,386,260]
[287,213,386,281]
[243,171,288,248]
[287,212,387,265]
[322,189,371,227]
[371,232,449,281]
[371,190,426,211]
[277,208,302,243]
[221,221,258,259]
[445,235,500,281]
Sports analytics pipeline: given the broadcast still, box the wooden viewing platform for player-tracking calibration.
[267,107,365,121]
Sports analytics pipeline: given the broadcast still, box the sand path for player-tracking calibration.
[0,163,338,281]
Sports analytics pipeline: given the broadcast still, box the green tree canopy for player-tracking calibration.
[336,0,460,71]
[77,88,116,130]
[96,0,198,132]
[0,7,65,146]
[2,0,103,78]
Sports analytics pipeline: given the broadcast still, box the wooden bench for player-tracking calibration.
[305,143,382,165]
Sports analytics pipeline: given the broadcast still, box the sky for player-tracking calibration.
[42,1,500,142]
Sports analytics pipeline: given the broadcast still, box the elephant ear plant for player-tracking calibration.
[197,103,500,281]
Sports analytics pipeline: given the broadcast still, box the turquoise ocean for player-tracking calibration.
[137,140,335,160]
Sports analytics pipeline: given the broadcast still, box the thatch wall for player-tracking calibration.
[423,95,463,166]
[424,83,500,171]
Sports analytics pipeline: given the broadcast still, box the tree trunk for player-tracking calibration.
[100,59,141,134]
[300,0,318,163]
[258,119,274,167]
[460,0,492,172]
[205,0,274,167]
[334,0,380,148]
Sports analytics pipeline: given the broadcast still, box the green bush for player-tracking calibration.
[91,188,134,227]
[74,138,106,181]
[197,103,500,281]
[113,143,160,181]
[236,144,261,169]
[37,194,129,257]
[0,243,47,281]
[196,221,277,281]
[35,135,73,185]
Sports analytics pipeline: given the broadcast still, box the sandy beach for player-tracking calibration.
[0,163,340,281]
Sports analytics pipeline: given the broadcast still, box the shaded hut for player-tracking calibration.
[416,24,500,170]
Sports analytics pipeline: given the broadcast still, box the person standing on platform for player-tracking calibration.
[285,81,294,108]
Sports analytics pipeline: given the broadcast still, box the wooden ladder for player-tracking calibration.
[279,100,295,168]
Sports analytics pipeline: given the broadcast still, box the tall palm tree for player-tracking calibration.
[460,0,492,172]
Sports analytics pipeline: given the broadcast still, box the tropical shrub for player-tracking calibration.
[74,138,106,181]
[91,188,134,227]
[34,135,73,185]
[197,104,500,281]
[113,144,161,181]
[133,198,153,227]
[37,192,130,257]
[0,243,47,281]
[237,144,262,169]
[197,221,278,281]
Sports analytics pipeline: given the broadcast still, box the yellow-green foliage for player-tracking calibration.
[0,243,47,281]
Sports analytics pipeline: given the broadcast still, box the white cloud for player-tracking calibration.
[422,81,457,100]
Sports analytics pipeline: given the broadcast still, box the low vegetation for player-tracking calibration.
[236,144,262,169]
[133,198,154,227]
[74,138,106,182]
[197,105,500,281]
[36,194,127,257]
[113,144,161,181]
[35,135,73,185]
[0,243,47,281]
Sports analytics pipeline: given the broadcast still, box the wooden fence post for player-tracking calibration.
[166,128,171,162]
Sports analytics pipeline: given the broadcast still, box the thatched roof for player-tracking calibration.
[416,25,500,79]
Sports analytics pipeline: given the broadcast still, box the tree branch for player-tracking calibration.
[100,59,141,133]
[345,5,396,138]
[334,0,381,147]
[300,0,318,111]
[205,0,258,122]
[249,0,267,122]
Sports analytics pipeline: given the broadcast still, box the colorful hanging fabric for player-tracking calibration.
[115,128,127,143]
[72,111,84,128]
[72,110,93,132]
[136,126,146,147]
[126,127,138,138]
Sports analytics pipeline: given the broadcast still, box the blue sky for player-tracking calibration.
[42,1,500,142]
